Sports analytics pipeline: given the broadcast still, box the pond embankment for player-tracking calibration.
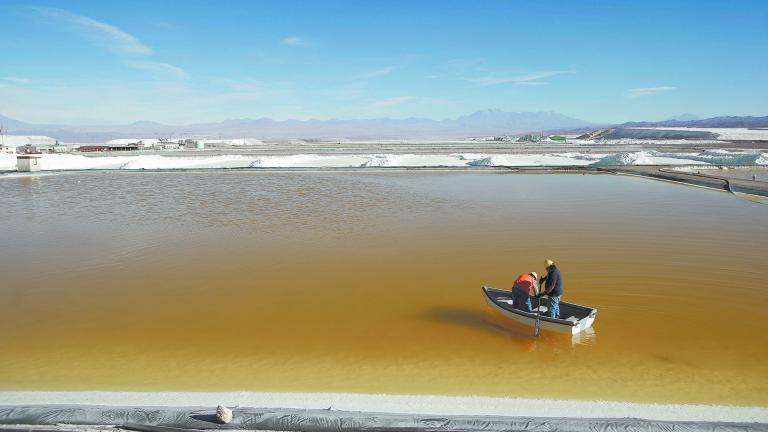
[599,166,768,198]
[2,399,768,432]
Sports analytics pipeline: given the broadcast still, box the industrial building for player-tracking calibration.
[78,144,141,152]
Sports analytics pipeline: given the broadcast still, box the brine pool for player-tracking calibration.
[1,171,767,406]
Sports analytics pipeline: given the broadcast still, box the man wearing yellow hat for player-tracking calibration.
[512,271,539,312]
[538,259,563,318]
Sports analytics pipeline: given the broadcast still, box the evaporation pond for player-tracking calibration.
[1,171,767,405]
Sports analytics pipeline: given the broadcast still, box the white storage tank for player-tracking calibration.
[17,154,42,172]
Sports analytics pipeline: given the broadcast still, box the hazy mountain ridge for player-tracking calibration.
[622,116,768,129]
[0,111,592,142]
[3,112,767,143]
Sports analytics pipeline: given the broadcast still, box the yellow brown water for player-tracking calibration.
[1,171,767,406]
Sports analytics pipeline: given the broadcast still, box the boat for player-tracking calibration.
[482,286,597,334]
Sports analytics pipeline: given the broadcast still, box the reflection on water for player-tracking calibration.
[427,306,596,350]
[571,327,596,346]
[1,171,767,406]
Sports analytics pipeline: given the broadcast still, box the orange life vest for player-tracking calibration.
[513,273,536,296]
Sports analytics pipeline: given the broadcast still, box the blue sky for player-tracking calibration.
[0,0,766,125]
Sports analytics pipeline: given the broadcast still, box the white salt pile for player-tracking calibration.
[2,150,767,173]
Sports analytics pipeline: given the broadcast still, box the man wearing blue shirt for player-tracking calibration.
[538,259,563,319]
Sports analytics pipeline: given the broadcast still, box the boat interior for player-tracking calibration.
[483,287,595,323]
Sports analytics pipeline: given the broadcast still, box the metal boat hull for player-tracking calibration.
[482,286,596,334]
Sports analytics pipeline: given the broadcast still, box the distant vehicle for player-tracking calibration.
[482,286,597,334]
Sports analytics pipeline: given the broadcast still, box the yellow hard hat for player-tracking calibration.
[545,259,554,267]
[530,271,538,280]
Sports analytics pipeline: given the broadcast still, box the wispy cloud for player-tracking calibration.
[125,61,189,80]
[354,66,398,80]
[211,77,293,97]
[445,58,487,69]
[281,36,305,46]
[33,7,152,55]
[1,77,32,84]
[626,86,676,97]
[367,95,418,111]
[471,70,575,87]
[515,81,548,86]
[32,6,187,80]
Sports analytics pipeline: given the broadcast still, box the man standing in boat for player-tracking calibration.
[539,259,563,319]
[512,271,538,312]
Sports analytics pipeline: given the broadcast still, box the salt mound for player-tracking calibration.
[359,154,462,167]
[3,150,764,173]
[0,154,257,171]
[452,153,485,161]
[0,153,18,171]
[361,154,394,167]
[701,149,734,155]
[565,152,606,161]
[695,151,768,166]
[258,154,367,168]
[591,151,655,166]
[119,155,253,170]
[1,135,57,146]
[656,150,768,166]
[467,155,514,166]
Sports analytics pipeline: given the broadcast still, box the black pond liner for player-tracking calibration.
[1,405,766,432]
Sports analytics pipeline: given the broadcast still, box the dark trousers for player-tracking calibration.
[512,287,533,312]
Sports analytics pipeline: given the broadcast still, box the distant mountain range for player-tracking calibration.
[1,111,766,143]
[663,113,700,122]
[621,115,768,129]
[0,110,592,142]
